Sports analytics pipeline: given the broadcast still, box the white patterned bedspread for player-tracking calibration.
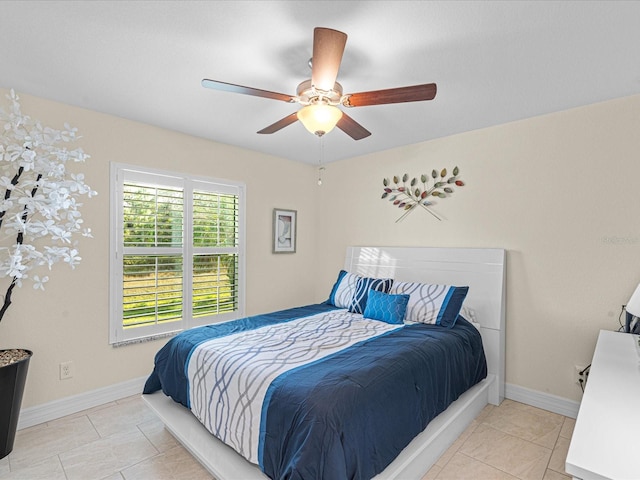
[187,310,402,464]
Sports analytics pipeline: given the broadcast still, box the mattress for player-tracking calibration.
[143,303,487,480]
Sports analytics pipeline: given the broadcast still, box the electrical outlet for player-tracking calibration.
[575,364,588,389]
[60,361,74,380]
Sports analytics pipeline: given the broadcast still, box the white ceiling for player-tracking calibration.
[1,1,640,165]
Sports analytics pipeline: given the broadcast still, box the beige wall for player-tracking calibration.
[0,89,320,408]
[314,94,640,402]
[3,88,639,409]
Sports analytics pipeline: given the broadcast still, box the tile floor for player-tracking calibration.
[0,396,573,480]
[422,399,573,480]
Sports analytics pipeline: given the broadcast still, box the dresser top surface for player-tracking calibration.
[566,330,640,480]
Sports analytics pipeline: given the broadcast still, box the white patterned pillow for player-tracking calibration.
[328,271,360,309]
[389,282,469,327]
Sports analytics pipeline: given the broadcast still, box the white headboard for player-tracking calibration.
[344,246,506,405]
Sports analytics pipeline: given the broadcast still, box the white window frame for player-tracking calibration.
[109,162,246,345]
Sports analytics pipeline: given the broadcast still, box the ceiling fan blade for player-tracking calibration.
[343,83,437,107]
[257,112,299,134]
[202,79,296,103]
[311,27,347,92]
[336,112,371,140]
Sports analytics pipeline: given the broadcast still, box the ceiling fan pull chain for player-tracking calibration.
[317,137,326,186]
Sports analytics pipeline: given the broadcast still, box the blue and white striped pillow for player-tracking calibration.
[328,270,393,314]
[389,282,468,327]
[328,271,359,309]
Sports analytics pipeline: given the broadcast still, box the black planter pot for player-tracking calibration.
[0,349,32,459]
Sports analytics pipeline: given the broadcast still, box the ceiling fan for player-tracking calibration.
[202,27,437,140]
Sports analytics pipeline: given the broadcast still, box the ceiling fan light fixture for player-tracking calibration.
[296,104,343,137]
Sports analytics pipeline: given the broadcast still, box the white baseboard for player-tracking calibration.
[17,376,147,430]
[505,383,580,419]
[17,378,580,432]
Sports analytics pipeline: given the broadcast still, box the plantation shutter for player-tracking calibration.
[110,165,245,345]
[191,181,240,318]
[122,179,184,329]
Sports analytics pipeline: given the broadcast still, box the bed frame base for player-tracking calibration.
[143,375,494,480]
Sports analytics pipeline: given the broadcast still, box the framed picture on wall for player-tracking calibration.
[273,208,297,253]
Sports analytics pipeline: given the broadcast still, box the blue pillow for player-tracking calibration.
[348,276,393,314]
[327,270,393,313]
[363,289,410,324]
[390,282,469,328]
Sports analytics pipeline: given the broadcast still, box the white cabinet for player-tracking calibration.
[566,330,640,480]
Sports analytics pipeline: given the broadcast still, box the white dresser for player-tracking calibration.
[566,330,640,480]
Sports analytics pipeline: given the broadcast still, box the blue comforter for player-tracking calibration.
[143,303,487,480]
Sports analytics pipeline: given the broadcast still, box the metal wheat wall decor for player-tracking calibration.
[381,167,464,222]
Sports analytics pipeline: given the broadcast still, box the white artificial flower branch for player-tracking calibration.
[0,90,96,322]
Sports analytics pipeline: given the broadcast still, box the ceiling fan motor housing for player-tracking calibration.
[296,79,343,106]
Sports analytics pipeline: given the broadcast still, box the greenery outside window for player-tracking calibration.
[110,164,245,345]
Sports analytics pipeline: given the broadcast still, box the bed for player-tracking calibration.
[143,246,506,479]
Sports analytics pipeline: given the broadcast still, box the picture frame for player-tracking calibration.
[273,208,297,253]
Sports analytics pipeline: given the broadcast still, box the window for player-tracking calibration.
[110,164,245,345]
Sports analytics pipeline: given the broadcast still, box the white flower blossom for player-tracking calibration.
[0,245,27,279]
[0,199,14,211]
[0,176,14,190]
[62,248,81,269]
[32,275,48,291]
[0,90,96,304]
